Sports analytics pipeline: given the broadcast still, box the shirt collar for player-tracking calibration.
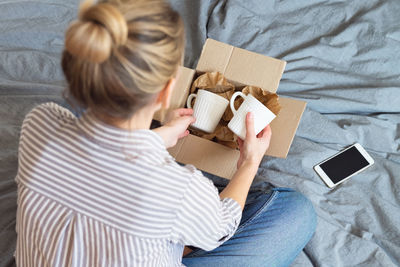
[76,111,166,152]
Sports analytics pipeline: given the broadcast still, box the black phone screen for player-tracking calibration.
[320,146,369,184]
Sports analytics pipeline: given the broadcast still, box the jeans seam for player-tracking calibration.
[234,190,278,235]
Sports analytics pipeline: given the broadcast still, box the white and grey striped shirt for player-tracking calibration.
[15,103,242,267]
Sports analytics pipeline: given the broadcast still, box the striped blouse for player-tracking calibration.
[15,103,242,267]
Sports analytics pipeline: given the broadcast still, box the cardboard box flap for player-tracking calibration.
[197,39,286,93]
[266,97,307,158]
[196,39,234,76]
[168,134,240,179]
[154,66,195,122]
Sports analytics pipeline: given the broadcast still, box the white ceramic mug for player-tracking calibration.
[228,92,276,140]
[186,89,229,133]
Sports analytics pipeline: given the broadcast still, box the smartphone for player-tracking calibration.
[314,143,374,188]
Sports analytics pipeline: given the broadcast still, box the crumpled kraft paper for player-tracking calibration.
[188,71,281,149]
[239,86,281,117]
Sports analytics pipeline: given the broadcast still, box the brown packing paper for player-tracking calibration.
[238,86,281,116]
[188,72,281,149]
[190,71,235,94]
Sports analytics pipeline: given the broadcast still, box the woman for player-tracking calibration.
[15,0,316,266]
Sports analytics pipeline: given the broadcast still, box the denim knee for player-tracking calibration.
[182,189,317,267]
[277,189,317,244]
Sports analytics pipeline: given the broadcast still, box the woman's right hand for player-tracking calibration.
[236,112,272,169]
[153,108,195,148]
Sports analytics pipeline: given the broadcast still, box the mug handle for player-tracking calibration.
[186,93,197,109]
[230,92,247,115]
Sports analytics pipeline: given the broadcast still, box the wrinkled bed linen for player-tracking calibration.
[1,0,399,266]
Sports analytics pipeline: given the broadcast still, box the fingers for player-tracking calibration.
[178,130,190,139]
[245,112,255,140]
[180,115,196,127]
[237,137,244,149]
[176,108,194,116]
[188,115,196,124]
[259,124,272,139]
[237,138,243,145]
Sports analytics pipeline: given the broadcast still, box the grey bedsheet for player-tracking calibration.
[1,0,399,266]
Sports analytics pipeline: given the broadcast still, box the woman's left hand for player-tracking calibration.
[153,108,195,148]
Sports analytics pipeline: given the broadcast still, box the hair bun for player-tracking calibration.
[65,1,128,63]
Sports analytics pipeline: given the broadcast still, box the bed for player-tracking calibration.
[1,0,399,266]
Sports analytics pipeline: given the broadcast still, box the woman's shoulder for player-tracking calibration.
[21,102,75,129]
[26,102,75,121]
[19,102,76,147]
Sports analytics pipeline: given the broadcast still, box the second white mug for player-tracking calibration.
[186,89,229,133]
[227,92,276,140]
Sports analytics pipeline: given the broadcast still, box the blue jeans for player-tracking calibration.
[182,187,317,267]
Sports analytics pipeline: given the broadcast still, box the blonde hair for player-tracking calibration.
[62,0,184,119]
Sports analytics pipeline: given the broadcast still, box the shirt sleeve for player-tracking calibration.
[170,165,242,251]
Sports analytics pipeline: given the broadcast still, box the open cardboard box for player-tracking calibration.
[154,39,306,179]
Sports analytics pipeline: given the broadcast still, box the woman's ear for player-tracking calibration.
[156,78,176,109]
